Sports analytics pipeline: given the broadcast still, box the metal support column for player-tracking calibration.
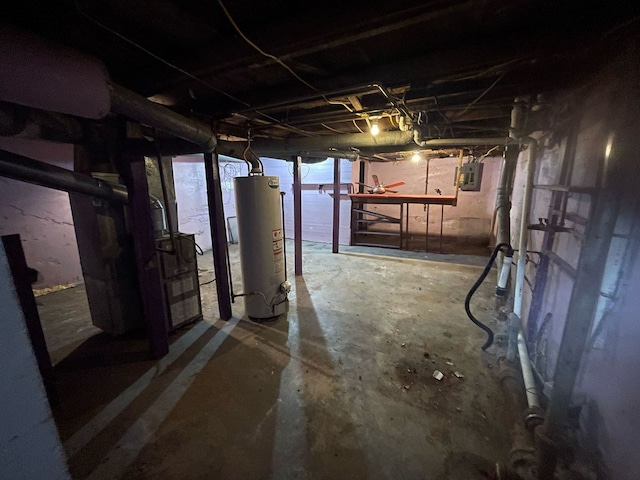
[204,152,232,320]
[358,160,366,193]
[293,156,303,275]
[117,154,169,359]
[332,157,341,253]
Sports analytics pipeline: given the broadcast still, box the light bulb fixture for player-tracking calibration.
[370,120,380,136]
[411,152,420,163]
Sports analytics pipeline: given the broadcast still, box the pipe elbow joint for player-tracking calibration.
[412,127,427,147]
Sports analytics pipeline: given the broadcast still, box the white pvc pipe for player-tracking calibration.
[513,137,541,410]
[513,139,537,317]
[518,330,540,408]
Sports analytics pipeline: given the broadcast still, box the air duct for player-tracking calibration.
[0,24,111,119]
[109,84,217,152]
[0,25,217,153]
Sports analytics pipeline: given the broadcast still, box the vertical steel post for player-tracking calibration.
[204,152,232,320]
[332,157,341,253]
[358,160,365,193]
[425,158,430,252]
[117,153,169,359]
[293,156,303,275]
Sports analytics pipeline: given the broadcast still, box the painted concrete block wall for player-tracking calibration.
[0,138,82,289]
[173,155,352,248]
[0,243,70,479]
[352,156,502,246]
[510,61,640,478]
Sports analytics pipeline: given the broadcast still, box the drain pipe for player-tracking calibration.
[511,137,542,413]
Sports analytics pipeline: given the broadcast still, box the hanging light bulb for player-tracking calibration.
[411,152,421,163]
[370,119,380,136]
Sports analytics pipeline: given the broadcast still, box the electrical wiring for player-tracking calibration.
[321,123,346,134]
[200,277,216,286]
[478,145,500,162]
[217,0,317,92]
[323,96,354,112]
[75,1,249,107]
[352,119,365,133]
[453,72,506,121]
[287,161,310,180]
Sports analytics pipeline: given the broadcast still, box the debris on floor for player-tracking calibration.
[432,370,444,381]
[454,371,465,379]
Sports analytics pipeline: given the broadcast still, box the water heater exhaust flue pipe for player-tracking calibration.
[234,175,289,319]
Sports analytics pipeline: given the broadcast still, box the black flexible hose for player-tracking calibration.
[465,242,514,350]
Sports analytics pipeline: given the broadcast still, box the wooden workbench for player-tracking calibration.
[348,193,457,206]
[348,193,458,250]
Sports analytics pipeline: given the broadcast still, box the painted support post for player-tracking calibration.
[204,152,233,320]
[292,156,303,275]
[332,157,341,253]
[117,153,169,359]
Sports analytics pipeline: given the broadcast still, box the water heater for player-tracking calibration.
[234,175,290,319]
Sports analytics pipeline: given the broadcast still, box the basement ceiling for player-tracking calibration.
[3,1,640,159]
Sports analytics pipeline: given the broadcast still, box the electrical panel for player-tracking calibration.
[458,162,483,191]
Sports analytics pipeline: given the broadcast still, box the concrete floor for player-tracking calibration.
[39,241,513,480]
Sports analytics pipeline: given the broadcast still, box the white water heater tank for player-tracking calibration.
[234,175,289,319]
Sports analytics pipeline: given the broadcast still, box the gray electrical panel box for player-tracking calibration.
[458,162,483,191]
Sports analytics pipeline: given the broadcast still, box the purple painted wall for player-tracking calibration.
[173,155,352,248]
[0,138,82,289]
[511,61,640,479]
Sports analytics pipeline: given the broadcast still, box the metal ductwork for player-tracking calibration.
[220,131,414,156]
[220,133,517,159]
[0,149,128,203]
[109,84,217,153]
[0,25,217,154]
[0,24,111,119]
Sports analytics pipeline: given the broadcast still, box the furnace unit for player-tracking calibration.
[156,233,203,331]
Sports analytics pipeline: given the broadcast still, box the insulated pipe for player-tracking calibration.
[0,26,217,154]
[0,24,111,119]
[222,134,516,156]
[108,84,217,152]
[0,149,128,203]
[495,145,519,270]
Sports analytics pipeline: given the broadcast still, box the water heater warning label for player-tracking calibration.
[274,257,284,274]
[272,229,282,240]
[272,239,283,255]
